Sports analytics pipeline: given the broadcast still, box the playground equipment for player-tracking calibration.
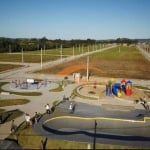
[106,79,132,97]
[125,80,132,96]
[112,83,122,97]
[11,79,48,90]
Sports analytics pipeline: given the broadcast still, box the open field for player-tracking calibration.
[0,44,105,63]
[0,64,23,72]
[36,46,150,79]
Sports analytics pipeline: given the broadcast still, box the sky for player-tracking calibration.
[0,0,150,40]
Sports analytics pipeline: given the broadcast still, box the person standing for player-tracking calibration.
[10,120,16,133]
[34,112,39,124]
[25,113,31,127]
[0,114,2,124]
[45,104,50,114]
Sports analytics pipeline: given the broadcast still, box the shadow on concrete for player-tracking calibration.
[42,124,150,142]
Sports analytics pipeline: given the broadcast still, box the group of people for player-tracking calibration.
[24,112,41,128]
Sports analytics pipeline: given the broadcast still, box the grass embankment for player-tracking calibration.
[0,82,42,96]
[49,84,64,92]
[0,98,29,123]
[36,46,150,79]
[0,99,29,107]
[0,109,23,123]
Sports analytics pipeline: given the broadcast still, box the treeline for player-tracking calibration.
[0,37,137,53]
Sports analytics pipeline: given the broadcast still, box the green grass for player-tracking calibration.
[38,45,150,79]
[52,100,61,107]
[0,82,42,96]
[0,44,106,63]
[0,99,30,107]
[72,86,97,100]
[72,83,104,100]
[49,83,64,92]
[0,109,24,123]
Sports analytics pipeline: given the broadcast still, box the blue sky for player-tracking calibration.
[0,0,150,39]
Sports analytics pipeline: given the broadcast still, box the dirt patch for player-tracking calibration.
[57,64,104,76]
[35,46,150,79]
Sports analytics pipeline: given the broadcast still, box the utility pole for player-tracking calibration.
[93,120,97,150]
[22,48,24,64]
[82,45,83,55]
[79,44,80,53]
[41,48,43,68]
[9,44,11,53]
[73,46,74,57]
[60,44,63,62]
[87,56,89,81]
[44,44,46,55]
[88,45,89,53]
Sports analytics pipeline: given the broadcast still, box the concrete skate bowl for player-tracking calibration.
[57,64,104,77]
[42,116,150,141]
[75,83,106,100]
[43,116,97,134]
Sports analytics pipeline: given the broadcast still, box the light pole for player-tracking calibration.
[87,56,89,81]
[44,44,46,55]
[22,48,24,64]
[9,44,11,53]
[60,44,63,62]
[82,45,83,55]
[88,45,89,53]
[41,48,43,68]
[93,120,97,150]
[73,46,74,57]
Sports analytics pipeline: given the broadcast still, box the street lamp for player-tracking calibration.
[41,48,43,68]
[60,44,63,62]
[93,120,97,150]
[87,56,89,81]
[22,48,24,64]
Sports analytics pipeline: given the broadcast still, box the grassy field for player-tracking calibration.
[0,99,29,107]
[36,46,150,79]
[0,109,23,123]
[0,44,106,63]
